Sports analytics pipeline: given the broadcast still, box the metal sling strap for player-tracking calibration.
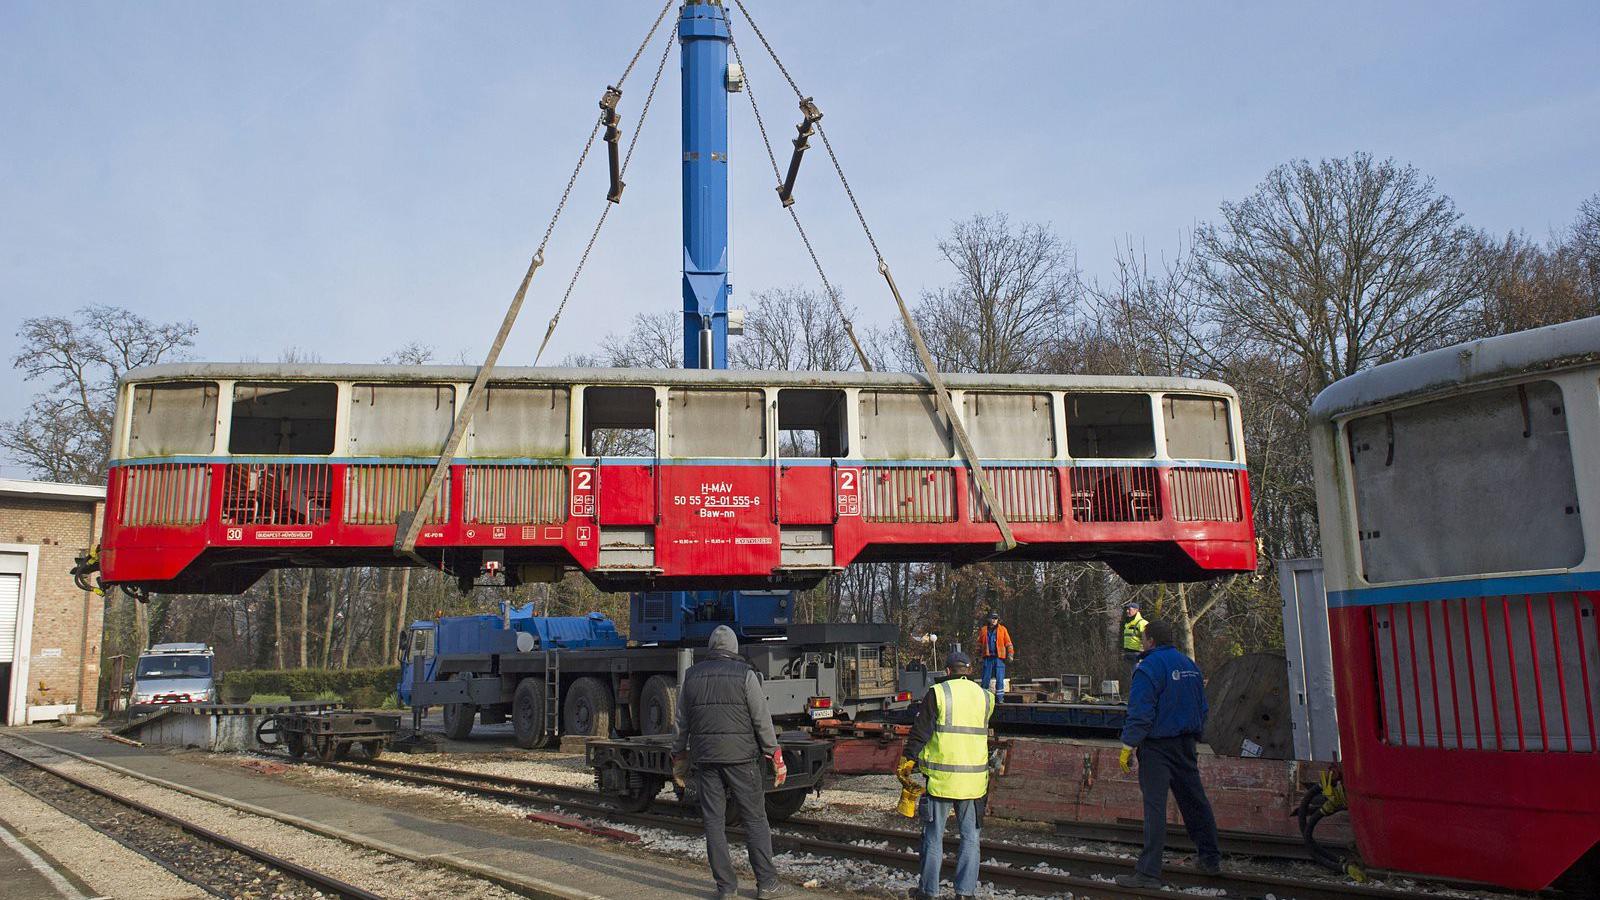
[395,1,677,557]
[728,0,1016,551]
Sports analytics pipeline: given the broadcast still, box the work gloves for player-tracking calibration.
[895,757,918,781]
[771,748,788,787]
[1118,744,1136,774]
[671,752,689,788]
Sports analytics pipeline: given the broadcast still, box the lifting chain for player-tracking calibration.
[727,19,872,372]
[534,25,676,366]
[395,1,679,557]
[729,0,1016,552]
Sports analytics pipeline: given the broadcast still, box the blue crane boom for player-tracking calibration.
[679,0,732,369]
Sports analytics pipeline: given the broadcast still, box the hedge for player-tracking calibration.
[221,667,399,701]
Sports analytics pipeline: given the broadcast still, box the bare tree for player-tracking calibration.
[1082,238,1208,378]
[598,311,682,368]
[382,342,437,366]
[730,287,864,372]
[1194,153,1490,413]
[3,305,197,483]
[1474,230,1595,336]
[1568,192,1599,309]
[912,213,1079,374]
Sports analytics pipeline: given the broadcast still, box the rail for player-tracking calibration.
[279,753,1445,900]
[0,743,382,900]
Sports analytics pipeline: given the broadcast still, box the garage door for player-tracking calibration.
[0,572,19,663]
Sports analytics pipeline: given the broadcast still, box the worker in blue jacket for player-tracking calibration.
[1113,618,1222,888]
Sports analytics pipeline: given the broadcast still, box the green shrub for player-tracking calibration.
[222,667,402,703]
[347,686,384,709]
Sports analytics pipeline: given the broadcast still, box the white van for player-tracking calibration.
[130,642,216,712]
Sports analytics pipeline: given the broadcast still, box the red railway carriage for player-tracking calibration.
[1310,317,1600,890]
[97,365,1256,594]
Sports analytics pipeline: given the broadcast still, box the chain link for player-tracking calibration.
[616,0,677,87]
[728,20,872,371]
[730,0,803,99]
[534,27,676,365]
[534,0,672,258]
[816,125,884,264]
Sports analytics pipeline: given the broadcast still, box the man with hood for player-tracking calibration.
[671,625,789,900]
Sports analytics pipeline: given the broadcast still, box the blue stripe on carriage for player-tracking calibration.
[1327,571,1600,608]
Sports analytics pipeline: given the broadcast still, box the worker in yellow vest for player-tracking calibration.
[896,650,996,900]
[1121,602,1148,695]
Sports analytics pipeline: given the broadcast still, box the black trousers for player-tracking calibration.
[1122,650,1142,696]
[1136,735,1221,877]
[695,760,778,892]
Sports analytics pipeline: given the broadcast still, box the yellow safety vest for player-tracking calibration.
[917,677,994,800]
[1122,612,1148,651]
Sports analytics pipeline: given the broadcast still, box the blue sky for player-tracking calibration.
[2,1,1597,470]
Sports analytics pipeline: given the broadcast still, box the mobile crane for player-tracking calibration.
[399,2,928,767]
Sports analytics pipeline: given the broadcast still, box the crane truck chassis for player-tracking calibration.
[400,609,927,749]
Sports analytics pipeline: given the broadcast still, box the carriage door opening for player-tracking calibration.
[584,387,658,568]
[777,389,846,568]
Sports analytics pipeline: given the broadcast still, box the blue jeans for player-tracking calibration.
[980,657,1005,695]
[918,795,980,896]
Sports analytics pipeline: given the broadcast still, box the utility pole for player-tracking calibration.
[679,0,732,369]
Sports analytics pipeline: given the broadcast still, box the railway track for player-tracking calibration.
[0,743,382,900]
[302,753,1458,900]
[1053,816,1330,862]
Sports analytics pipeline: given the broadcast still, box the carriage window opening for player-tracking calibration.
[229,382,337,455]
[1163,395,1234,461]
[128,381,219,457]
[1065,393,1155,459]
[472,385,570,457]
[778,389,847,458]
[963,392,1055,459]
[669,389,766,458]
[1348,379,1582,583]
[859,391,953,459]
[348,384,456,456]
[584,386,656,456]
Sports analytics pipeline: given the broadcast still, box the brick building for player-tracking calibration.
[0,478,106,725]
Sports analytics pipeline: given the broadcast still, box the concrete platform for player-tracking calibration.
[9,726,851,899]
[0,819,87,900]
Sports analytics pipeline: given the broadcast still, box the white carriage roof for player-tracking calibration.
[122,363,1238,397]
[1311,315,1600,423]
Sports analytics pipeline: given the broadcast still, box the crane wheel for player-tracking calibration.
[512,678,547,749]
[564,676,615,739]
[639,675,678,736]
[441,674,477,740]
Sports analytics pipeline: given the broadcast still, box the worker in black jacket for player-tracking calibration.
[670,625,789,900]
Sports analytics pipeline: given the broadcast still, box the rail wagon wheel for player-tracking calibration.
[360,740,384,760]
[285,732,309,759]
[607,765,663,813]
[563,677,615,739]
[512,678,548,750]
[639,675,678,736]
[764,787,809,822]
[441,674,478,741]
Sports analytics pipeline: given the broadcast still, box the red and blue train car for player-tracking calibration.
[1310,317,1600,890]
[96,365,1256,594]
